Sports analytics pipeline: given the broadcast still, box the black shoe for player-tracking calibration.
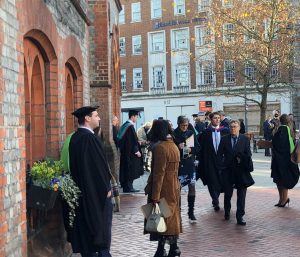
[278,198,290,207]
[224,212,230,220]
[214,205,220,212]
[167,247,181,257]
[188,213,197,224]
[154,249,167,257]
[129,188,140,193]
[237,218,246,226]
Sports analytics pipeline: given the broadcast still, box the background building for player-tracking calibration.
[119,0,299,131]
[0,0,121,256]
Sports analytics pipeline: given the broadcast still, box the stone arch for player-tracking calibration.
[64,57,83,134]
[24,29,58,163]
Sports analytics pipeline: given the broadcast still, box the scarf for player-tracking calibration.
[282,125,295,154]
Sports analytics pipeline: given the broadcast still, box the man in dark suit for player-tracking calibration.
[218,120,255,225]
[198,112,229,211]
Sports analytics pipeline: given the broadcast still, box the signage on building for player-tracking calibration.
[199,100,212,112]
[153,17,207,30]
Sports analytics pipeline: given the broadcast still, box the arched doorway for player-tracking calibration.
[65,67,74,134]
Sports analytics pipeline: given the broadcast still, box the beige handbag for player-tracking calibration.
[145,203,167,233]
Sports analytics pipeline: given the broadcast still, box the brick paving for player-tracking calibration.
[110,187,300,257]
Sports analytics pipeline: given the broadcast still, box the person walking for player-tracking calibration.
[144,119,182,257]
[198,112,230,211]
[62,106,113,257]
[173,116,200,223]
[271,114,300,207]
[137,122,152,172]
[263,115,273,156]
[117,110,143,193]
[218,120,255,225]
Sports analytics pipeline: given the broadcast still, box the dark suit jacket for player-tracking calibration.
[218,134,254,189]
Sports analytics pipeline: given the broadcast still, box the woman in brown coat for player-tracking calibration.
[144,119,182,257]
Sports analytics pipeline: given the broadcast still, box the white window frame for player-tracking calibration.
[133,68,143,89]
[264,18,278,40]
[244,20,256,43]
[151,0,162,19]
[198,0,210,12]
[223,23,235,43]
[131,2,141,22]
[119,37,126,56]
[271,59,279,80]
[119,5,125,24]
[199,61,215,85]
[121,69,126,90]
[149,32,165,52]
[174,0,185,16]
[152,66,165,88]
[245,61,256,82]
[224,60,235,83]
[175,64,189,87]
[172,28,189,50]
[195,25,212,47]
[132,35,142,55]
[222,0,233,8]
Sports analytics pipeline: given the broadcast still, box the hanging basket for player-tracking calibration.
[27,185,58,210]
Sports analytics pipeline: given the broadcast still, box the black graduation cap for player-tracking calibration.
[192,114,198,118]
[128,109,140,118]
[72,106,99,118]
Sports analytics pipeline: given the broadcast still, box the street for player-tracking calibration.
[109,149,300,257]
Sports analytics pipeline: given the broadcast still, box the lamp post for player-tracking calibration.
[244,83,248,132]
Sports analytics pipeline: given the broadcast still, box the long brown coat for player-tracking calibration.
[145,139,182,236]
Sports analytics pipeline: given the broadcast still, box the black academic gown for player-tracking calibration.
[218,134,254,190]
[118,123,143,184]
[65,128,112,254]
[198,126,229,192]
[271,126,300,189]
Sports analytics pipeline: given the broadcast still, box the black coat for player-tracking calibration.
[198,127,229,191]
[218,134,254,189]
[118,122,143,183]
[173,127,200,176]
[271,126,299,189]
[263,120,273,140]
[220,118,230,128]
[195,121,206,134]
[66,128,112,253]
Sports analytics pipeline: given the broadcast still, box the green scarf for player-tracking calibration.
[60,132,75,172]
[283,125,295,154]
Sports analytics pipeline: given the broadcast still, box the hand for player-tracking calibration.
[135,151,141,157]
[152,199,159,206]
[107,190,112,198]
[187,147,192,153]
[178,143,184,149]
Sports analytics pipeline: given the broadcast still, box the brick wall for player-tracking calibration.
[0,0,90,256]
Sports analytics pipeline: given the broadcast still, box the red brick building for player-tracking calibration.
[0,0,121,256]
[119,0,299,130]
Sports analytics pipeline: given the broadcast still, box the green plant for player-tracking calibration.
[30,159,81,227]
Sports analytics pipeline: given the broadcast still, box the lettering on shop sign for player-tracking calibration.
[164,100,171,105]
[153,17,207,30]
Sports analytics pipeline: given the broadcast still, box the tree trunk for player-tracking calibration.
[259,92,268,136]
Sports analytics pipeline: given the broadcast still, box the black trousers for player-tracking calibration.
[208,185,220,207]
[224,187,247,219]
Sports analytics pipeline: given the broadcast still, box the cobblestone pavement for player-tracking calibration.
[73,152,300,257]
[111,188,300,257]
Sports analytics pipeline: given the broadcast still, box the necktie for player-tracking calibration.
[232,136,237,147]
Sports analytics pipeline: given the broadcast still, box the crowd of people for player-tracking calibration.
[60,106,299,257]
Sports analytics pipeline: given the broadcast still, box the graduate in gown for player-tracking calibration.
[117,110,143,192]
[62,106,113,257]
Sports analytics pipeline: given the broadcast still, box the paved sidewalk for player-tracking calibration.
[111,187,300,257]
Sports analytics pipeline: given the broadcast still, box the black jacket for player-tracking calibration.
[173,127,200,176]
[218,134,254,189]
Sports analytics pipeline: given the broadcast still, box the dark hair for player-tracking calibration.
[78,113,93,125]
[177,115,189,125]
[151,119,173,141]
[279,114,289,125]
[209,112,221,120]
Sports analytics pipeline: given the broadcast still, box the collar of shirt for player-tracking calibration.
[79,125,95,134]
[127,119,135,125]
